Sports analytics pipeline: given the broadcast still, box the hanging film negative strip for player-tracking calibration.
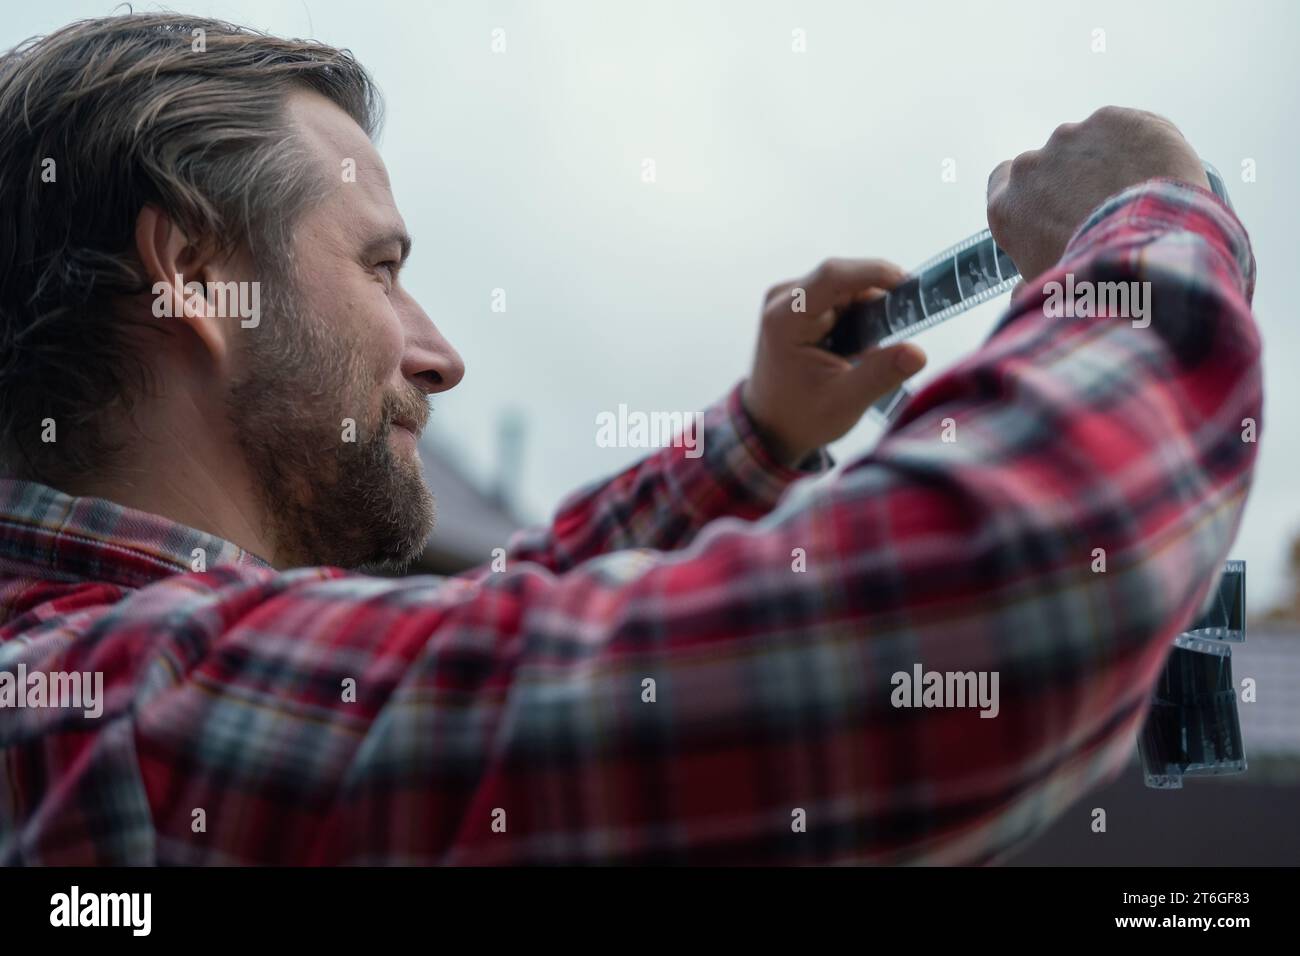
[822,162,1235,421]
[1136,559,1249,789]
[1138,636,1246,789]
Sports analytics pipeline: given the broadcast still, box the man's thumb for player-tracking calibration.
[842,343,927,403]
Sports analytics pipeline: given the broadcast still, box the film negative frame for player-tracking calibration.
[1183,559,1246,641]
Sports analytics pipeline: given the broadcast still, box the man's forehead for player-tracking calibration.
[284,88,404,240]
[286,89,392,196]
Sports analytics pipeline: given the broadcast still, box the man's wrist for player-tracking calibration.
[739,381,808,468]
[735,381,831,474]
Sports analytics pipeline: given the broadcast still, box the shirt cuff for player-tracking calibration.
[1063,176,1256,301]
[683,383,833,517]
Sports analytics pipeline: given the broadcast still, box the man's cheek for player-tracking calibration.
[370,308,408,385]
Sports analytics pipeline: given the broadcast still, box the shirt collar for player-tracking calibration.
[0,478,271,590]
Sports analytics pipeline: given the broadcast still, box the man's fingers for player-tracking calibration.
[805,257,906,314]
[763,279,800,308]
[765,257,906,342]
[806,287,888,340]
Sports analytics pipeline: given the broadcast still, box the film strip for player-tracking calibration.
[1138,560,1248,788]
[822,162,1234,422]
[819,228,1021,359]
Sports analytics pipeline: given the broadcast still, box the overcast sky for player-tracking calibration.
[6,0,1298,609]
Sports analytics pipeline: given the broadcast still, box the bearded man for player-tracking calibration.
[0,14,1260,864]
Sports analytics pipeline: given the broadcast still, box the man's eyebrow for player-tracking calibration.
[361,230,412,265]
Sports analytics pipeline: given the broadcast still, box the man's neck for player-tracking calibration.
[68,410,283,569]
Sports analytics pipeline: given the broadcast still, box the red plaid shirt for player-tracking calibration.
[0,179,1260,864]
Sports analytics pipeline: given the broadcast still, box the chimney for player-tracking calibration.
[491,409,525,514]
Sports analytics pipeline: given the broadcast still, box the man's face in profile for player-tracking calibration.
[224,90,464,572]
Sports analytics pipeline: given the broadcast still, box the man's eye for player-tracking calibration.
[376,261,399,286]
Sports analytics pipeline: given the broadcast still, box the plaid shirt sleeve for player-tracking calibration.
[8,178,1260,865]
[469,392,834,576]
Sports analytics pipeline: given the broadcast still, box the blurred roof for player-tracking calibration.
[1234,624,1300,768]
[414,435,521,574]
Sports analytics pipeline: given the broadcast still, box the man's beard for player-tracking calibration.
[225,271,435,572]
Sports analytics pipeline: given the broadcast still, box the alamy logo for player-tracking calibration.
[890,664,1000,718]
[152,275,261,328]
[1041,274,1151,328]
[50,886,151,936]
[595,404,703,458]
[0,664,103,718]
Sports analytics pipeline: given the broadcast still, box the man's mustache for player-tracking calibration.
[383,388,430,436]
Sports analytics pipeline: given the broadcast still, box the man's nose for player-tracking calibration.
[401,321,465,396]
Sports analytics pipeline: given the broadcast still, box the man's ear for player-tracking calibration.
[133,204,232,370]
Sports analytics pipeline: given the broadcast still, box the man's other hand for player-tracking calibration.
[742,258,928,467]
